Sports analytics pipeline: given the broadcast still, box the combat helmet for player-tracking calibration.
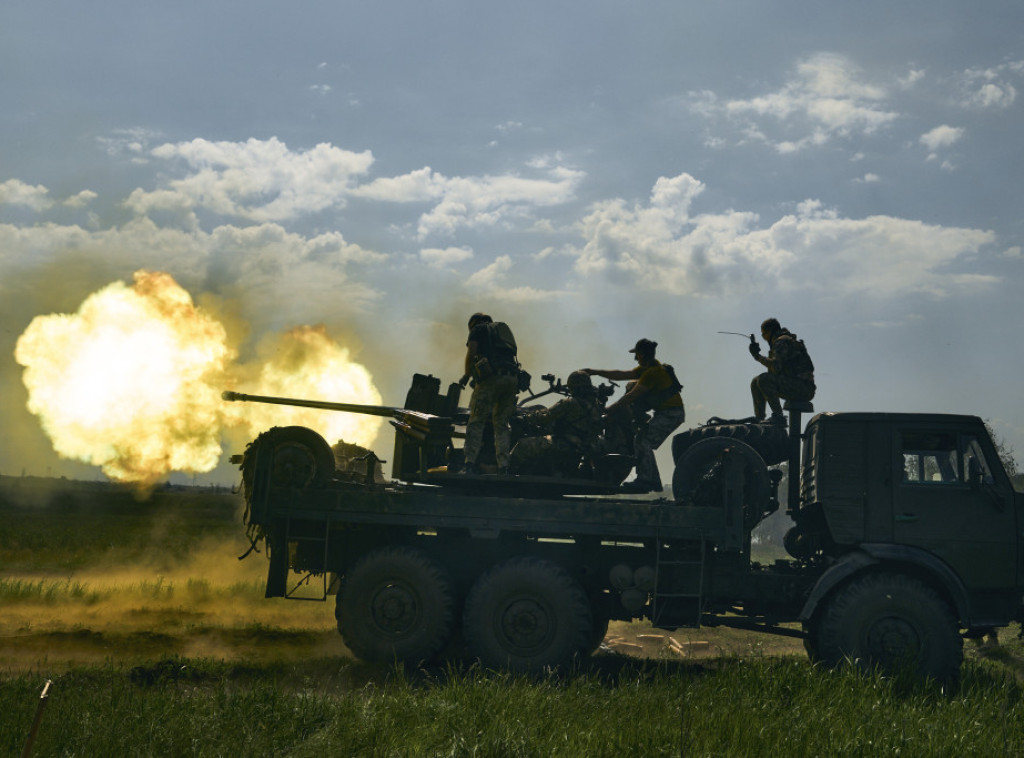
[566,370,595,397]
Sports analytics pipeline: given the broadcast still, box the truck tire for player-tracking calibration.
[672,422,789,467]
[813,572,963,682]
[336,546,455,666]
[264,426,335,488]
[587,614,611,654]
[672,438,769,519]
[463,557,593,673]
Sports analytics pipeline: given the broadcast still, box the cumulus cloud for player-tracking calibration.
[96,127,163,162]
[898,68,926,89]
[0,179,54,211]
[570,172,997,299]
[122,137,584,240]
[63,190,98,209]
[957,60,1023,108]
[0,217,386,334]
[465,255,514,289]
[920,125,965,151]
[461,255,558,302]
[420,246,474,267]
[411,167,584,239]
[125,137,374,222]
[354,167,448,203]
[690,53,899,153]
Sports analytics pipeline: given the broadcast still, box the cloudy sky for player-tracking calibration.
[2,1,1023,484]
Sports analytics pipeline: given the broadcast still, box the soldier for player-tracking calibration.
[584,338,685,493]
[750,317,815,423]
[510,371,604,477]
[459,313,521,475]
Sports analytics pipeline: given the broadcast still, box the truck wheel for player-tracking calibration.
[814,572,963,682]
[265,426,335,488]
[672,422,789,467]
[672,437,769,516]
[463,557,593,673]
[801,620,822,662]
[336,547,455,666]
[587,615,611,654]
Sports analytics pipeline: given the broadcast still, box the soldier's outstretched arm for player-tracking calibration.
[583,367,637,381]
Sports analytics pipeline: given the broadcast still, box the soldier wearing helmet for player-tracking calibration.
[459,312,521,475]
[584,338,685,493]
[510,371,603,477]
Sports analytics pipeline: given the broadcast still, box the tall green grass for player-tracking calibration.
[2,656,1022,757]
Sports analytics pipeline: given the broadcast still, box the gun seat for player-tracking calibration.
[782,400,815,413]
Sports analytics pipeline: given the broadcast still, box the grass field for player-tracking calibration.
[3,475,1024,756]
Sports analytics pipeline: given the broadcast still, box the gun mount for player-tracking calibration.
[226,372,633,498]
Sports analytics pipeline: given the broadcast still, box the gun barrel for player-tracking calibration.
[221,390,400,419]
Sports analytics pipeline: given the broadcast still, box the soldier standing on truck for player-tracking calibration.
[459,313,521,475]
[584,338,685,493]
[750,317,815,424]
[510,370,604,477]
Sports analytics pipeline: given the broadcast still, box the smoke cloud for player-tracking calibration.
[13,270,384,488]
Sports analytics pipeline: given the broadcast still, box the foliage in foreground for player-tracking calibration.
[3,655,1023,757]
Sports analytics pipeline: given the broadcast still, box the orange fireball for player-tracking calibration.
[15,270,383,486]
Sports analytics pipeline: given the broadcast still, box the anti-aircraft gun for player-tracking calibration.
[224,372,633,499]
[227,368,1024,683]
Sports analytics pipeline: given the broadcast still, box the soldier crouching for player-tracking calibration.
[510,371,603,477]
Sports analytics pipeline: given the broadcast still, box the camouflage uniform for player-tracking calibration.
[634,404,686,488]
[511,394,603,476]
[464,372,519,469]
[462,316,521,471]
[751,329,815,420]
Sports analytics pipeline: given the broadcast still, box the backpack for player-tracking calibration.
[635,363,683,412]
[777,332,814,377]
[472,321,528,390]
[486,321,518,358]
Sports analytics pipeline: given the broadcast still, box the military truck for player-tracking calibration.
[226,374,1023,682]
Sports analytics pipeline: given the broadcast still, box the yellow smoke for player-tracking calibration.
[223,324,384,446]
[14,270,383,486]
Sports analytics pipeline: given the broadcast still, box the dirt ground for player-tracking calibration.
[0,579,805,676]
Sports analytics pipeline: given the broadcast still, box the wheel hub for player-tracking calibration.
[500,598,552,652]
[370,583,418,636]
[866,617,919,660]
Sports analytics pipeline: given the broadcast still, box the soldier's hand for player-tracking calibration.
[748,342,761,357]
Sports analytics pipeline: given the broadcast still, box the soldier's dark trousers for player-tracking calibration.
[634,406,686,488]
[751,373,815,419]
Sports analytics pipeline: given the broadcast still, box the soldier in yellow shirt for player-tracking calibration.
[584,338,685,493]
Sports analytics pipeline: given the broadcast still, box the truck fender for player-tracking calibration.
[799,544,972,625]
[798,551,876,623]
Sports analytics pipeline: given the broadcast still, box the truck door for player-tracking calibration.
[892,428,1016,591]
